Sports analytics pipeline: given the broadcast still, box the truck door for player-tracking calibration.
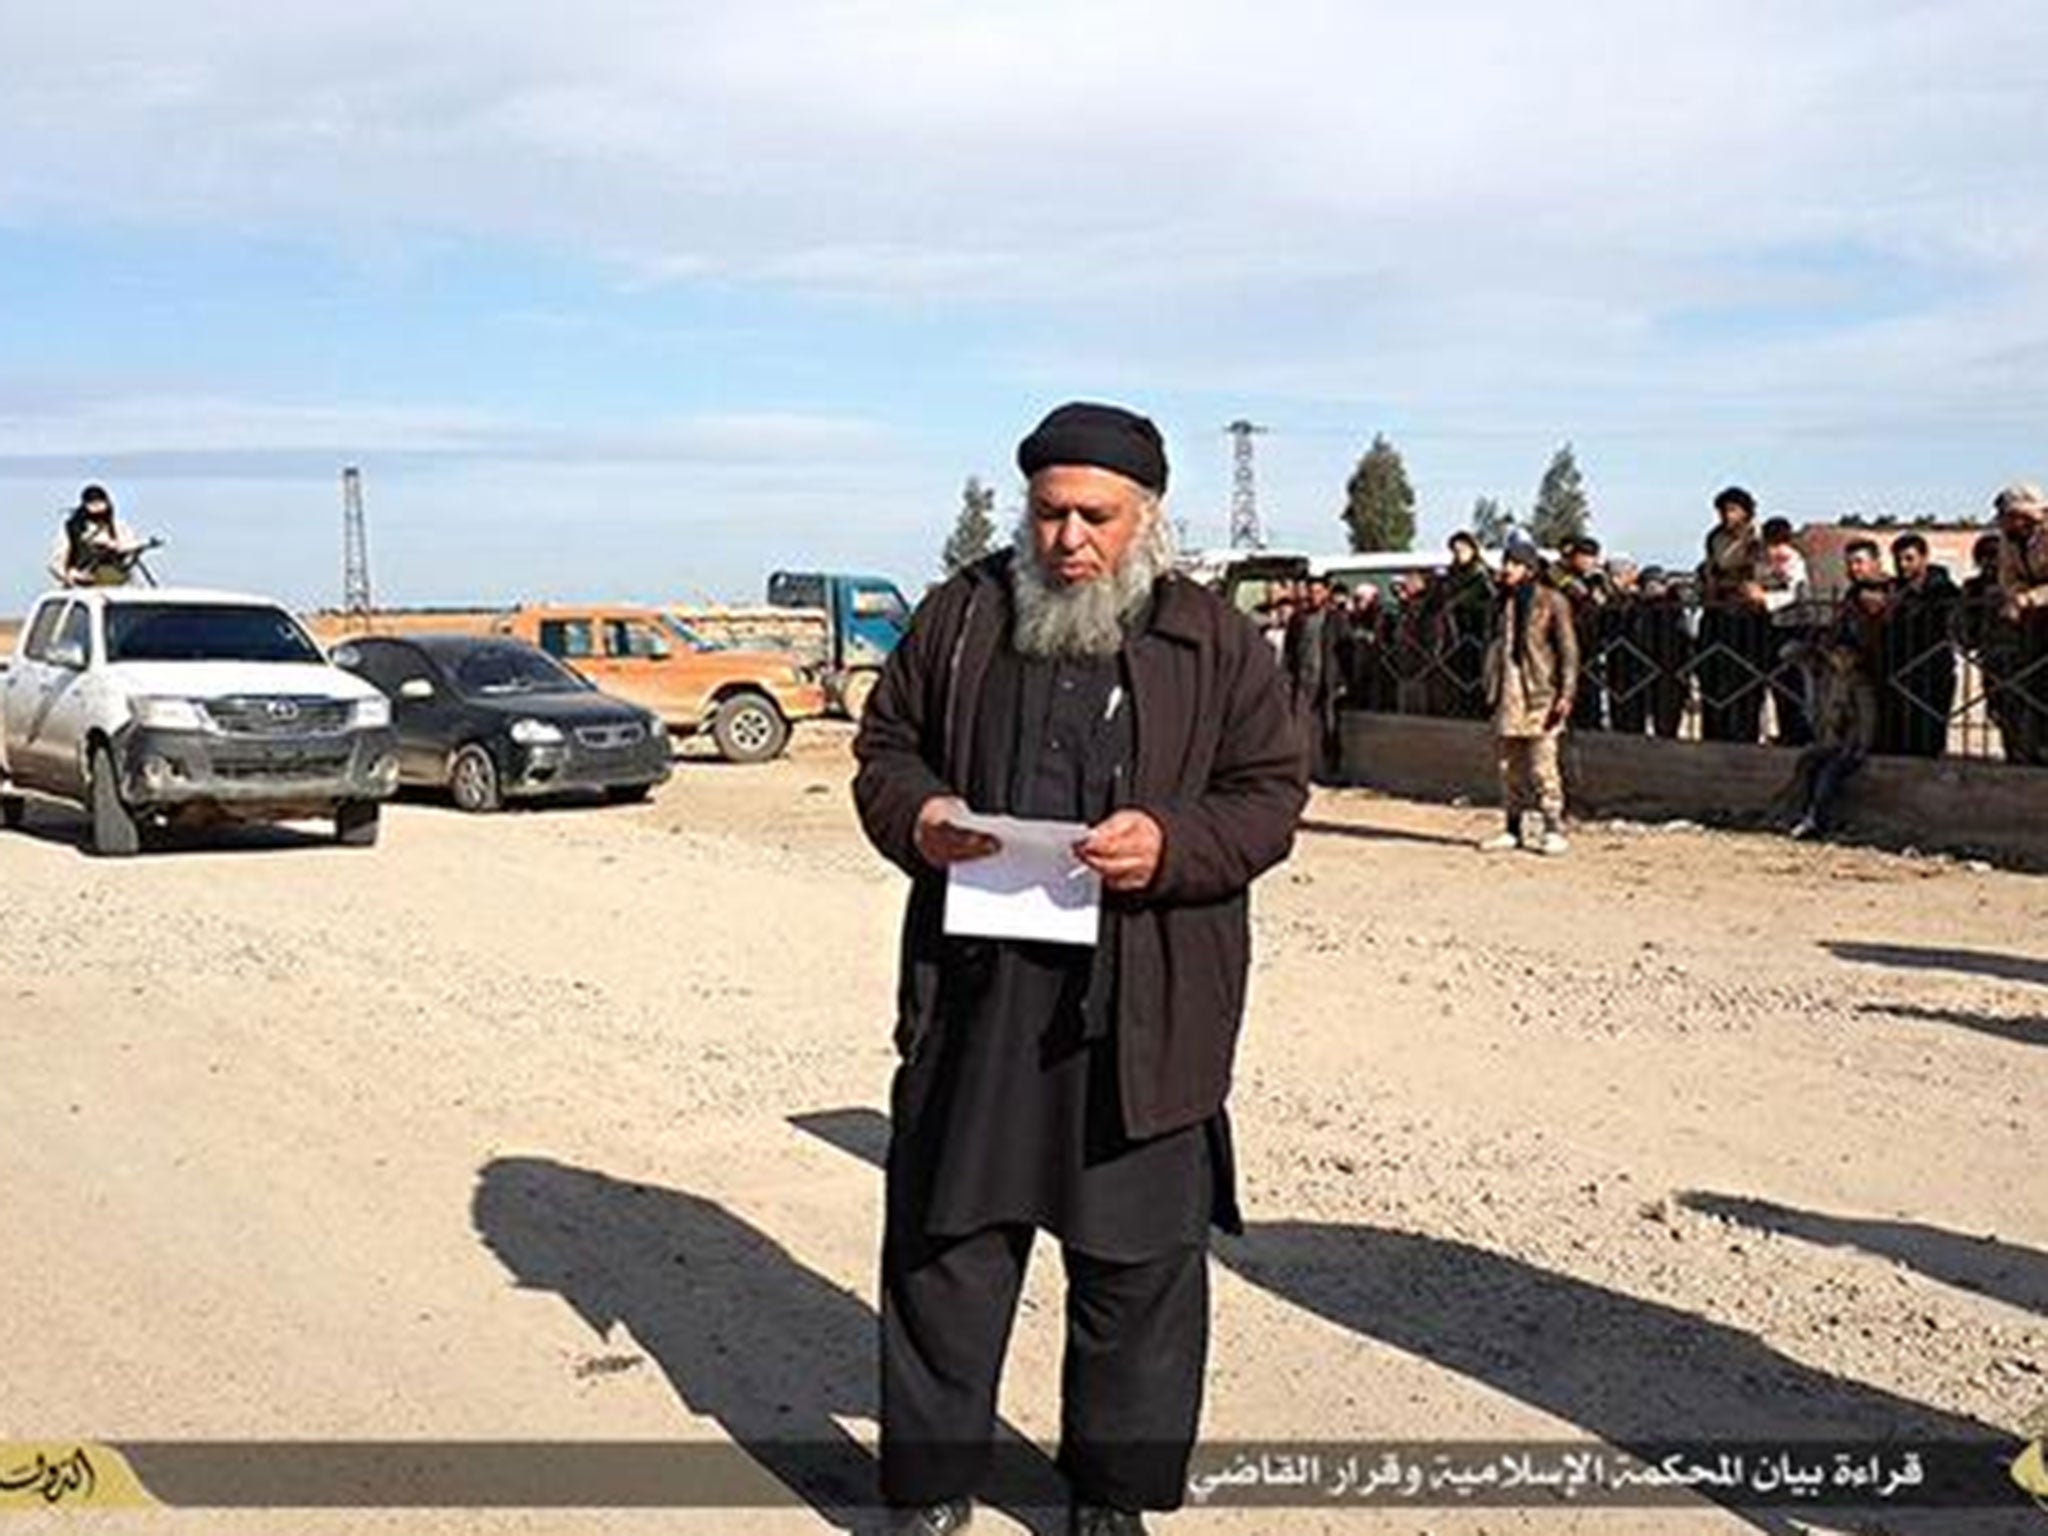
[1,600,65,790]
[33,602,98,795]
[600,616,698,724]
[842,579,911,670]
[351,640,453,783]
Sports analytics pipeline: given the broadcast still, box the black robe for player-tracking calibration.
[886,638,1238,1263]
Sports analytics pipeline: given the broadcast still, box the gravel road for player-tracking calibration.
[3,725,2041,1534]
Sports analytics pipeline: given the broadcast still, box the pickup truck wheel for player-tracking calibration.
[88,743,141,858]
[0,793,23,830]
[335,800,381,847]
[840,670,879,721]
[450,744,503,813]
[710,693,789,764]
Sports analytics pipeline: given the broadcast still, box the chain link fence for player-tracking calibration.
[1337,592,2048,766]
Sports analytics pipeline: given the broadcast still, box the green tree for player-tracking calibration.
[942,475,998,574]
[1342,434,1416,553]
[1470,495,1514,550]
[1528,443,1590,549]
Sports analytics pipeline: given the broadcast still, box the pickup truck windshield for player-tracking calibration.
[453,644,589,696]
[106,604,324,664]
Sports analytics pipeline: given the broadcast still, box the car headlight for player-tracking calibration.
[353,695,392,729]
[509,718,564,745]
[133,696,207,731]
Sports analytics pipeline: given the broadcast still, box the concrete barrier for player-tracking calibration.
[1338,710,2048,869]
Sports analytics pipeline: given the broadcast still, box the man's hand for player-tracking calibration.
[1075,809,1165,894]
[1544,699,1573,732]
[913,796,1000,870]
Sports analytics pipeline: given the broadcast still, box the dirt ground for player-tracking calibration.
[2,723,2043,1535]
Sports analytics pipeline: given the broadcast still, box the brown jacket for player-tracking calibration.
[1484,583,1580,735]
[2000,519,2048,613]
[853,552,1309,1140]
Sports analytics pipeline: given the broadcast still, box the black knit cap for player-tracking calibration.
[1714,484,1756,517]
[1017,401,1168,495]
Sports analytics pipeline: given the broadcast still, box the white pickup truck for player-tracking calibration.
[0,587,400,855]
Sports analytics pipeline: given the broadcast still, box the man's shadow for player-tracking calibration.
[472,1155,1067,1533]
[1858,999,2048,1049]
[791,1110,2024,1536]
[1824,941,2048,989]
[1213,1221,2024,1535]
[1682,1192,2048,1315]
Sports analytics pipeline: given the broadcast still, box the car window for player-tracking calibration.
[22,601,64,662]
[53,603,92,667]
[537,619,594,659]
[604,619,671,659]
[851,585,909,626]
[768,573,825,610]
[661,614,711,650]
[336,641,408,693]
[105,604,323,663]
[451,643,585,696]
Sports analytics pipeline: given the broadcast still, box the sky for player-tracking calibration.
[2,0,2044,613]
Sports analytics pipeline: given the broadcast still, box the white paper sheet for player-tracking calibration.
[942,812,1101,947]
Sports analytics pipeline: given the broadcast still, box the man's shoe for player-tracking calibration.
[1538,830,1570,857]
[1070,1502,1148,1536]
[891,1498,972,1535]
[1479,829,1521,853]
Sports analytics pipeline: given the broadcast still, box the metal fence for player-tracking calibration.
[1330,592,2048,765]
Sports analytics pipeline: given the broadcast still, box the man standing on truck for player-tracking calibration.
[47,484,150,587]
[854,401,1307,1536]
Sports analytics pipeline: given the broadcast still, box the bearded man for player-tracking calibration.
[853,401,1308,1536]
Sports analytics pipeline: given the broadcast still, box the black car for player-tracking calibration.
[332,634,672,812]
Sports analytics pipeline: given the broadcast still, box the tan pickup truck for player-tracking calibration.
[308,605,824,763]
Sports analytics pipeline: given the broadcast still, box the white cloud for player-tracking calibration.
[0,0,2043,575]
[0,390,893,468]
[6,1,2038,304]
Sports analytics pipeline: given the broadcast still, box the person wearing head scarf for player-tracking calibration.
[1438,531,1494,718]
[854,402,1308,1536]
[1479,530,1578,855]
[1961,531,2024,762]
[1992,482,2048,763]
[1696,486,1773,743]
[47,484,147,587]
[1549,536,1611,731]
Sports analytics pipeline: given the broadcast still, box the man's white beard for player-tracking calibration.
[1011,513,1176,660]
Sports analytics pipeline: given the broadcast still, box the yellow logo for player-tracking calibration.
[0,1443,156,1510]
[2016,1403,2048,1517]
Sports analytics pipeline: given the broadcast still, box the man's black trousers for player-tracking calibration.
[880,1222,1208,1512]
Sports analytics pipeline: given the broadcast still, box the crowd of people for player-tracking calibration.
[1263,482,2048,791]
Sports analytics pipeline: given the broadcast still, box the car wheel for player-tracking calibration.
[449,743,503,813]
[604,783,654,804]
[335,800,381,847]
[88,743,141,857]
[710,693,789,764]
[839,670,879,721]
[0,793,23,830]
